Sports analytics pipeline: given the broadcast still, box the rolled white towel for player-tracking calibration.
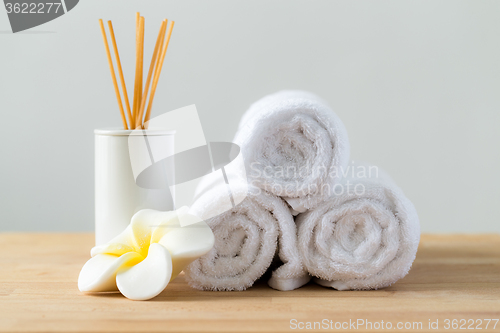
[296,164,420,290]
[185,183,309,291]
[235,90,350,214]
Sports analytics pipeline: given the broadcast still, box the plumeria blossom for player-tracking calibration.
[78,207,214,300]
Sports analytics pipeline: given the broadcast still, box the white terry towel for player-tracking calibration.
[296,164,420,290]
[234,90,350,214]
[185,183,310,291]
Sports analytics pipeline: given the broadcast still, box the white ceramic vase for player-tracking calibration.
[94,128,175,245]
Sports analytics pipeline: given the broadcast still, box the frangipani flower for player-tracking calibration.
[78,207,214,300]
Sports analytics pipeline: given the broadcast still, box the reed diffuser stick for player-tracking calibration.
[131,12,141,128]
[135,16,145,128]
[107,21,133,128]
[98,19,128,130]
[98,14,174,130]
[136,21,167,129]
[142,19,167,127]
[143,21,175,129]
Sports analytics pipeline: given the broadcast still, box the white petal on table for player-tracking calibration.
[78,252,143,292]
[116,243,173,301]
[91,209,180,258]
[158,218,215,280]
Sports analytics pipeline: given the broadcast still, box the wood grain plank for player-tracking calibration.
[0,233,499,332]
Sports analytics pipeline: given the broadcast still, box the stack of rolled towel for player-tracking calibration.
[185,90,420,291]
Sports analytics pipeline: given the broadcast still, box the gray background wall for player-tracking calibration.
[1,0,499,233]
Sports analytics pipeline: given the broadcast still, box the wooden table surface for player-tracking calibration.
[1,233,499,333]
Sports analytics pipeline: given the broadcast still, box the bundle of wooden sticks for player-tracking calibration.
[99,13,174,130]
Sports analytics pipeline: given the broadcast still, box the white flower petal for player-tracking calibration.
[158,217,215,280]
[78,252,143,292]
[91,243,136,258]
[116,243,173,301]
[91,209,173,258]
[91,207,191,258]
[150,207,190,243]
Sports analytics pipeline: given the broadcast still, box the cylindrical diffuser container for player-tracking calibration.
[95,128,175,245]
